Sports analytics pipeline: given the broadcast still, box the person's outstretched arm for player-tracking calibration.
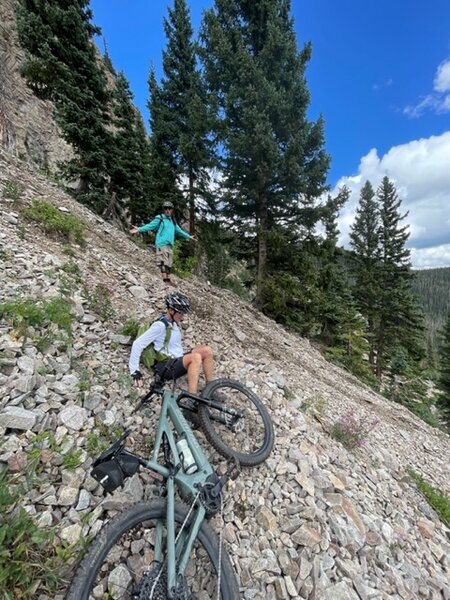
[174,223,195,240]
[130,216,161,235]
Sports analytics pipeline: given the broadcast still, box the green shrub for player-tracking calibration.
[118,319,140,339]
[85,425,123,457]
[0,298,46,333]
[406,467,450,527]
[173,240,197,278]
[62,449,83,471]
[0,468,65,598]
[82,281,115,321]
[61,260,82,280]
[0,296,73,341]
[23,199,85,244]
[2,179,24,201]
[301,395,327,418]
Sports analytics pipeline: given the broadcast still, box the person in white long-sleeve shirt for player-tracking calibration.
[129,292,216,394]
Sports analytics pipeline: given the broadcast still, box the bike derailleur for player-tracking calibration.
[132,563,197,600]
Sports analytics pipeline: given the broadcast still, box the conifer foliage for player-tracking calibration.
[350,180,380,366]
[148,0,212,231]
[200,0,330,305]
[109,72,152,222]
[16,0,113,210]
[350,177,424,378]
[437,312,450,420]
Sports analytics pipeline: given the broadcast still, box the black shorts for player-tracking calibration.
[154,357,187,382]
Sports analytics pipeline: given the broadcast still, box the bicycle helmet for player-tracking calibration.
[165,292,191,313]
[163,201,174,209]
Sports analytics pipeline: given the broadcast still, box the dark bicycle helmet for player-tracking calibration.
[165,292,191,313]
[163,201,174,209]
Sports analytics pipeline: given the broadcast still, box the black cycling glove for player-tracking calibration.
[131,370,142,383]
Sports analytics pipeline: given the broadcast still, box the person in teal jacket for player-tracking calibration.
[130,201,195,286]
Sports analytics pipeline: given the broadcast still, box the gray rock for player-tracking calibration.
[17,355,35,374]
[129,285,148,299]
[59,405,88,430]
[0,406,37,430]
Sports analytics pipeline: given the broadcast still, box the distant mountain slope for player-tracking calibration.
[412,267,450,365]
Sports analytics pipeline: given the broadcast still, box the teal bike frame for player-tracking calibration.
[141,388,216,592]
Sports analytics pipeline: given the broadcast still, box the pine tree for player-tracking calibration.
[318,189,373,381]
[16,0,112,210]
[375,176,424,377]
[319,188,354,344]
[146,0,212,231]
[437,312,450,420]
[147,67,182,210]
[200,0,330,306]
[349,180,381,367]
[161,0,213,232]
[108,72,152,222]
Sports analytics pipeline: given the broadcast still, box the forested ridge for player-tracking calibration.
[412,267,450,378]
[413,267,450,321]
[9,0,450,426]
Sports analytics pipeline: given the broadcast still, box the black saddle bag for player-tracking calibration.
[91,431,140,493]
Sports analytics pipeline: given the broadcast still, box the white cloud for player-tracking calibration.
[410,245,450,269]
[434,59,450,92]
[334,131,450,269]
[404,57,450,117]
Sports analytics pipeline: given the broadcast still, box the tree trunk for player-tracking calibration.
[255,195,268,309]
[188,166,195,235]
[375,319,385,378]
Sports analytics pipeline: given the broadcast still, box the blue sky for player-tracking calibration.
[90,0,450,268]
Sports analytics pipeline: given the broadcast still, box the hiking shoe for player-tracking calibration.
[182,409,200,430]
[211,390,228,404]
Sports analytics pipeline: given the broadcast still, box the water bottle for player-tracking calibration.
[176,435,197,474]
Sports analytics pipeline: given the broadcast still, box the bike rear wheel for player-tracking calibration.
[65,499,239,600]
[199,379,274,467]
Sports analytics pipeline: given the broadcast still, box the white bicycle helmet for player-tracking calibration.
[165,292,191,313]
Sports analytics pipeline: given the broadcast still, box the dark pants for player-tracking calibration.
[154,358,187,382]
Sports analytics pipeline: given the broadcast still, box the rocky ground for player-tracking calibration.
[0,149,449,600]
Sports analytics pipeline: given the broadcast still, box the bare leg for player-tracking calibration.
[182,352,202,393]
[191,345,214,382]
[182,345,215,393]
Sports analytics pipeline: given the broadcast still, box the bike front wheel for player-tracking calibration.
[199,379,274,467]
[66,499,239,600]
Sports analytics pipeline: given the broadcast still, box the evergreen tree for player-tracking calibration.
[108,72,152,222]
[318,189,374,381]
[200,0,330,306]
[375,176,424,377]
[349,180,381,367]
[437,312,450,420]
[147,67,182,210]
[16,0,112,210]
[160,0,213,232]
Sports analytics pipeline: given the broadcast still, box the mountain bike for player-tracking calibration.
[66,378,274,599]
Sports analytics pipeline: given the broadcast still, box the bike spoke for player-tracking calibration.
[81,516,223,599]
[209,387,266,455]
